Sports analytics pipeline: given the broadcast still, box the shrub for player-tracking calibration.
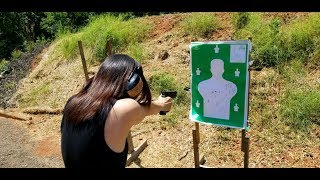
[180,13,219,38]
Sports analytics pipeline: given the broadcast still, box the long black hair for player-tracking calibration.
[63,54,152,123]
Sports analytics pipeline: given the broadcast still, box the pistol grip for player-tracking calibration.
[160,111,167,115]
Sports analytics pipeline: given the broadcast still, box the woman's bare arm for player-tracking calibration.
[104,97,172,153]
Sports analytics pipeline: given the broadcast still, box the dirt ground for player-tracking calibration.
[1,107,318,168]
[0,116,63,168]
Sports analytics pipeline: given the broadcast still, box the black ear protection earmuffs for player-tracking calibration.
[126,65,144,98]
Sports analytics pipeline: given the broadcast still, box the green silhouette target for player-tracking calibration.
[189,41,251,129]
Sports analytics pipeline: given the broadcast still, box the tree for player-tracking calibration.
[0,12,26,59]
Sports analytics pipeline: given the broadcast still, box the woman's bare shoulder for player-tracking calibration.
[111,98,146,125]
[114,98,140,110]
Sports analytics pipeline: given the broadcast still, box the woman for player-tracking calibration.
[61,54,172,168]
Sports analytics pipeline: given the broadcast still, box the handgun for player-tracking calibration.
[159,90,177,115]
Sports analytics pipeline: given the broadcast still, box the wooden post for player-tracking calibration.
[244,135,250,168]
[0,110,28,121]
[241,129,250,168]
[107,39,112,56]
[192,129,200,168]
[193,122,205,168]
[195,122,200,143]
[78,41,89,81]
[126,139,148,166]
[127,131,134,154]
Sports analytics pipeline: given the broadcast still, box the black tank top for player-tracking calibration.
[61,101,128,168]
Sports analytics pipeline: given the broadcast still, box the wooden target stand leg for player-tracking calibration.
[192,124,250,168]
[126,131,148,166]
[105,39,148,167]
[192,122,207,168]
[241,129,250,168]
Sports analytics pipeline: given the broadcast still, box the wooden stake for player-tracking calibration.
[127,131,134,154]
[193,122,206,168]
[195,122,200,143]
[192,129,200,168]
[0,110,28,121]
[78,41,89,81]
[241,129,250,168]
[107,39,112,56]
[22,107,62,115]
[244,136,250,168]
[126,139,148,166]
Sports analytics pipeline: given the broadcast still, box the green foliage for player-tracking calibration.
[125,43,148,63]
[235,13,320,68]
[148,73,177,92]
[18,83,51,107]
[148,72,188,105]
[148,72,190,127]
[232,12,250,30]
[234,13,283,67]
[0,12,26,59]
[112,12,168,18]
[24,38,47,52]
[103,12,136,20]
[0,12,95,60]
[280,88,320,132]
[58,33,81,60]
[278,59,307,83]
[40,12,95,40]
[175,88,189,105]
[270,18,281,35]
[0,59,9,72]
[0,12,50,59]
[180,13,219,38]
[308,47,320,68]
[3,81,16,90]
[11,49,22,59]
[0,12,93,60]
[160,105,186,127]
[249,69,281,128]
[282,13,320,64]
[57,14,153,63]
[278,60,320,132]
[22,12,47,42]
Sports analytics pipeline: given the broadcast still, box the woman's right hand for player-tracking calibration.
[155,95,173,112]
